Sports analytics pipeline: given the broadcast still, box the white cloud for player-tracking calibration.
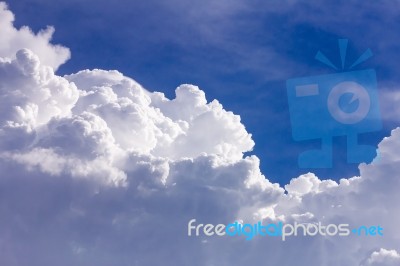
[0,3,399,266]
[66,69,254,161]
[284,172,338,196]
[0,47,79,151]
[0,2,70,70]
[363,248,400,266]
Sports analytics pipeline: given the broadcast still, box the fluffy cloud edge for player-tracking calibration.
[0,1,70,70]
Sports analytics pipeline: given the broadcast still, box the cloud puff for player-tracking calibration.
[66,69,254,160]
[0,3,399,266]
[0,48,79,151]
[0,2,70,70]
[284,172,338,196]
[363,248,400,266]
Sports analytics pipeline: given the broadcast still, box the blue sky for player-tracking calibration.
[7,0,400,184]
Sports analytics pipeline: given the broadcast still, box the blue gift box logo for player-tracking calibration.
[286,39,381,168]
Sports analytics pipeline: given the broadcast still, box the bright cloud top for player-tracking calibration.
[0,2,399,266]
[0,2,70,70]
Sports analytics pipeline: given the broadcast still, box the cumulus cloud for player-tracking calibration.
[284,172,338,196]
[0,3,399,266]
[363,248,400,266]
[0,2,70,70]
[0,47,79,151]
[66,69,254,160]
